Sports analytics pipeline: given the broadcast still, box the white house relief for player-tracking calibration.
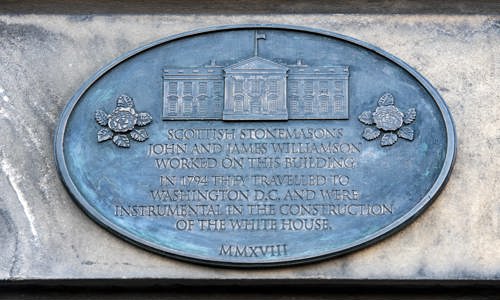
[162,31,349,121]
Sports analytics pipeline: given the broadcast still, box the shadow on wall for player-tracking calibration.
[0,0,498,15]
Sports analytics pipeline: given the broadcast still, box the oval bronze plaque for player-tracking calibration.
[55,25,456,266]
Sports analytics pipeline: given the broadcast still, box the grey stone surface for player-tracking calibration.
[0,12,498,281]
[1,0,499,15]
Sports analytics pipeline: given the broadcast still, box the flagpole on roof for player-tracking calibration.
[254,31,266,56]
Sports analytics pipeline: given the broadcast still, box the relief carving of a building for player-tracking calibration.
[162,32,349,121]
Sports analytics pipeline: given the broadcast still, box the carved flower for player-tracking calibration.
[358,92,416,147]
[108,107,138,133]
[372,105,404,131]
[95,94,152,148]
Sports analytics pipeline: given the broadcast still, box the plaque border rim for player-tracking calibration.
[54,24,457,268]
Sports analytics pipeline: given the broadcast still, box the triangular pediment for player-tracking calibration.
[224,56,288,71]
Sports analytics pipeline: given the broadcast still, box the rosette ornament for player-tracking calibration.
[358,92,416,147]
[95,94,152,148]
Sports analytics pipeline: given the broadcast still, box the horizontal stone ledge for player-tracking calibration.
[0,0,498,15]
